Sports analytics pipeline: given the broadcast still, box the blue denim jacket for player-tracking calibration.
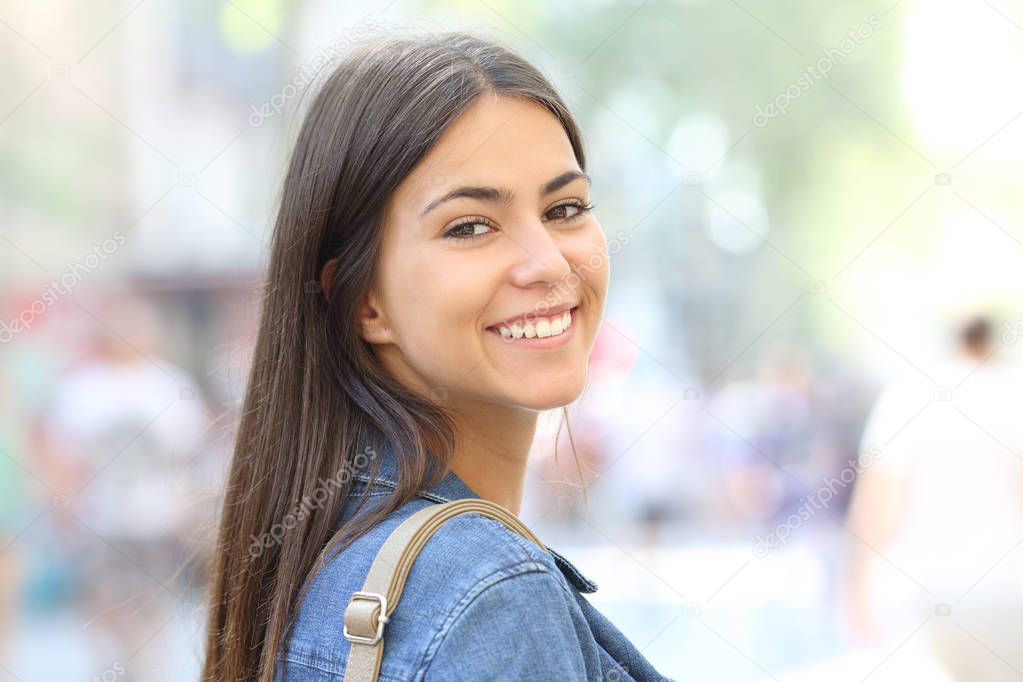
[275,442,674,681]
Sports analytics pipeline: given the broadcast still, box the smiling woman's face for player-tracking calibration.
[359,93,609,412]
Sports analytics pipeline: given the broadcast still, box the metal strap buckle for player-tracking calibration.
[343,591,390,645]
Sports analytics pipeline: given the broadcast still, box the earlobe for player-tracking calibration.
[356,291,392,344]
[360,321,391,344]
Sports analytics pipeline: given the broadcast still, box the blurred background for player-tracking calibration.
[3,0,1023,679]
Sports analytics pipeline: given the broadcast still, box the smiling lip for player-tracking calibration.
[487,301,579,330]
[485,306,579,349]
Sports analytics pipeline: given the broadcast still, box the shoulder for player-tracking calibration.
[420,569,602,682]
[279,497,583,680]
[309,495,568,606]
[411,504,565,581]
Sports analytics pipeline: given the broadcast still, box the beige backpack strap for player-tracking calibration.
[340,498,546,681]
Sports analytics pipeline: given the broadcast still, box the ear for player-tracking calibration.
[355,288,394,345]
[318,259,333,302]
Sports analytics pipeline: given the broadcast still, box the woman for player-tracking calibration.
[201,30,674,681]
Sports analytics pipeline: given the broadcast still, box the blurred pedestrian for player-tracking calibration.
[844,315,1023,680]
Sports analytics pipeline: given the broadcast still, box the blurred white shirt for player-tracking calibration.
[46,357,211,539]
[858,356,1023,607]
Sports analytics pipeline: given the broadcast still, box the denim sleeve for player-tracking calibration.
[420,562,603,681]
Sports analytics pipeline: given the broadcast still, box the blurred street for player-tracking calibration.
[4,1,1023,680]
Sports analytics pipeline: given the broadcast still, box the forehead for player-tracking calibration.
[389,94,579,216]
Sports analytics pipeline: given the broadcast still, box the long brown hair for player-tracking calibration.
[200,29,589,682]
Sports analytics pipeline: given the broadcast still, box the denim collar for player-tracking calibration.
[351,439,598,594]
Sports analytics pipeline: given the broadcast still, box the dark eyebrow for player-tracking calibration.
[417,170,591,220]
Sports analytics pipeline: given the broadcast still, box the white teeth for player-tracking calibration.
[494,307,575,340]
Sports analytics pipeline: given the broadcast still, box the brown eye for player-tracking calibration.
[546,201,595,222]
[443,217,496,241]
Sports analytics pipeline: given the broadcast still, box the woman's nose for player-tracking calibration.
[505,220,573,289]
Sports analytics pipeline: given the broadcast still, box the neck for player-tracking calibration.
[959,345,991,363]
[445,401,538,516]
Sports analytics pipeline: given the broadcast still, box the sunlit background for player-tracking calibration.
[3,0,1023,680]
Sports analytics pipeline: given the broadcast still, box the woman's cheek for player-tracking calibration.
[579,223,610,290]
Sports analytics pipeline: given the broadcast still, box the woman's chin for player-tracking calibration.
[507,374,586,411]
